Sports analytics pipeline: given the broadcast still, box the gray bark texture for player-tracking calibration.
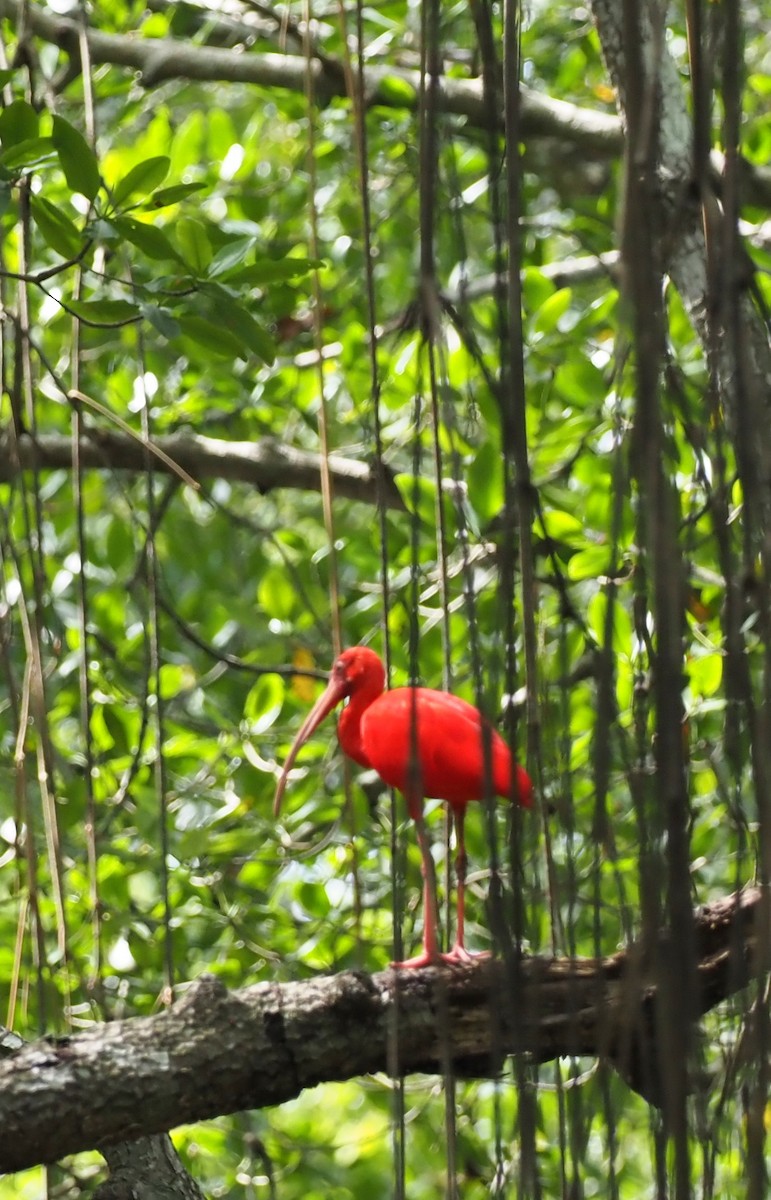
[95,1136,207,1200]
[0,429,404,510]
[591,0,771,515]
[0,886,761,1175]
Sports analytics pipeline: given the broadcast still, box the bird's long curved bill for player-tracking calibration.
[273,677,347,817]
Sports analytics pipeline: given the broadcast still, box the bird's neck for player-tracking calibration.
[338,682,381,769]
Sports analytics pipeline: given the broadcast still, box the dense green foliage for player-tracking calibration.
[1,0,770,1195]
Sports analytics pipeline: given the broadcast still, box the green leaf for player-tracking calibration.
[257,567,296,621]
[468,441,503,525]
[67,298,141,326]
[224,257,321,285]
[143,181,207,209]
[748,72,771,96]
[106,516,134,568]
[158,662,196,700]
[162,730,209,759]
[540,509,587,545]
[91,704,122,754]
[565,543,612,582]
[142,272,196,297]
[207,236,257,278]
[587,592,632,655]
[394,472,437,525]
[177,315,245,358]
[141,303,180,339]
[532,287,573,335]
[297,881,331,919]
[374,74,418,106]
[29,194,83,257]
[51,116,101,201]
[522,265,557,312]
[113,215,182,263]
[202,287,275,364]
[688,651,723,700]
[244,674,285,734]
[112,155,170,208]
[0,136,56,170]
[175,216,212,273]
[552,358,604,409]
[0,99,38,147]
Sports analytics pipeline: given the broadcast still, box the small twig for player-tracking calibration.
[156,593,329,680]
[68,389,200,490]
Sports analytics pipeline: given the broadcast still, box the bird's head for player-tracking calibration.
[273,646,385,816]
[331,646,386,698]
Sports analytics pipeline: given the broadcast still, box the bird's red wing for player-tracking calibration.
[360,687,511,805]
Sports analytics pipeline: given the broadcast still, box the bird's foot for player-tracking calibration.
[390,945,490,970]
[390,950,445,969]
[445,943,491,965]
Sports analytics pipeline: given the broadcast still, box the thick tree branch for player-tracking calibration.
[5,2,770,208]
[0,429,405,509]
[96,1136,206,1200]
[0,0,619,157]
[0,886,762,1174]
[0,1029,205,1198]
[456,251,621,302]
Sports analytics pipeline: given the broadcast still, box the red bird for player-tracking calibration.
[274,646,533,968]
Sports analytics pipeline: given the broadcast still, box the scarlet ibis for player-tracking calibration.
[274,646,533,968]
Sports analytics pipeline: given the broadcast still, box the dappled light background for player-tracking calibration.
[1,0,770,1196]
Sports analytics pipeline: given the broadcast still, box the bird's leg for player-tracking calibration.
[446,803,489,964]
[452,805,468,957]
[416,816,443,960]
[391,802,483,969]
[391,810,444,968]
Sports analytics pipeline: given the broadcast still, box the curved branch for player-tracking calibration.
[0,886,762,1174]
